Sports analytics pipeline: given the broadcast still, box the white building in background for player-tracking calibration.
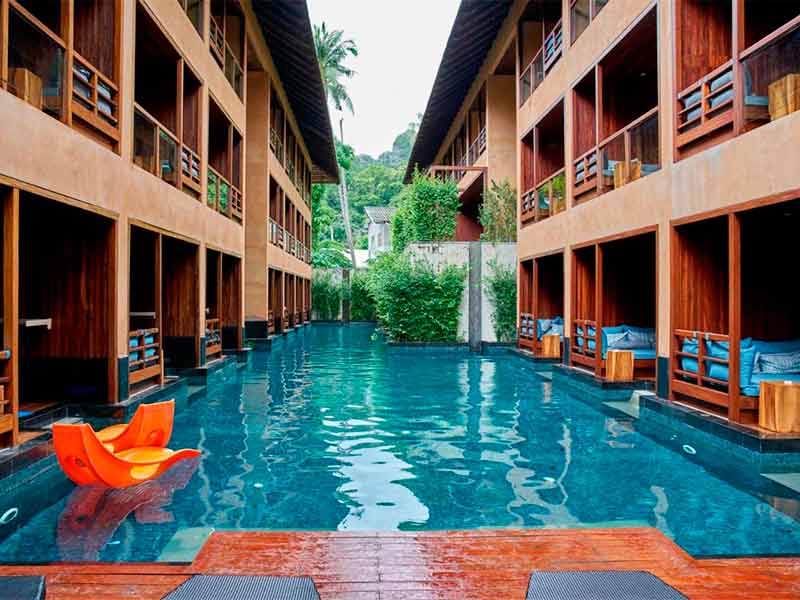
[365,206,396,259]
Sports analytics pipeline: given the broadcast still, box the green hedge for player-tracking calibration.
[484,259,517,342]
[391,171,459,252]
[350,271,376,321]
[312,271,342,320]
[365,253,466,342]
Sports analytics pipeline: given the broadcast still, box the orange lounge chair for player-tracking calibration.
[96,400,175,453]
[54,423,200,488]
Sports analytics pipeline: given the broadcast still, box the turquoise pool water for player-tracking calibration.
[1,323,799,562]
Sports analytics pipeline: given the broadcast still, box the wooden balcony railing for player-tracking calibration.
[572,148,599,201]
[181,146,201,194]
[519,20,563,105]
[669,328,757,410]
[133,103,180,188]
[129,328,163,386]
[207,165,242,221]
[224,46,244,98]
[209,16,225,66]
[543,20,564,73]
[675,61,734,151]
[71,52,119,141]
[597,107,660,195]
[571,319,597,356]
[269,218,279,245]
[518,312,536,350]
[270,128,284,164]
[521,169,565,224]
[268,309,275,334]
[206,318,222,358]
[287,161,296,185]
[467,128,487,165]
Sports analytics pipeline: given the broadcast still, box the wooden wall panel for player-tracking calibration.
[573,246,596,320]
[740,200,800,341]
[519,260,534,314]
[221,254,241,328]
[536,253,564,318]
[601,233,656,328]
[161,237,198,338]
[573,71,597,157]
[206,249,221,318]
[20,194,112,360]
[673,217,729,333]
[676,0,732,90]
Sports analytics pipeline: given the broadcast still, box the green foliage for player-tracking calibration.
[313,240,351,269]
[480,180,518,242]
[484,260,517,342]
[389,171,459,252]
[364,253,466,342]
[312,271,342,320]
[390,190,414,253]
[314,22,358,114]
[316,120,419,249]
[350,271,376,321]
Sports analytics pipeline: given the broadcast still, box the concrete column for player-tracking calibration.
[468,242,482,351]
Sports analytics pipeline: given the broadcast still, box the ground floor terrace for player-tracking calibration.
[1,528,799,599]
[519,188,800,433]
[0,324,798,598]
[0,182,246,451]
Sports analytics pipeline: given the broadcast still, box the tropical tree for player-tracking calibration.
[313,22,358,115]
[314,22,359,268]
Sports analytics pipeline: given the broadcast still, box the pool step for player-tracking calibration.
[761,472,800,494]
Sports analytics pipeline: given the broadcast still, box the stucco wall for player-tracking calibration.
[406,242,517,343]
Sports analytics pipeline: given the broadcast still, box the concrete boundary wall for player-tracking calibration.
[406,242,516,346]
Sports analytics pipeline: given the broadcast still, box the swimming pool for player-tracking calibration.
[1,323,799,563]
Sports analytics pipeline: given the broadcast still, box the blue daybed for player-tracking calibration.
[573,324,657,376]
[680,337,800,397]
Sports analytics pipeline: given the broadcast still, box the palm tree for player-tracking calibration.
[314,22,358,269]
[314,22,358,115]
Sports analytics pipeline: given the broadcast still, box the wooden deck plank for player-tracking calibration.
[0,528,797,599]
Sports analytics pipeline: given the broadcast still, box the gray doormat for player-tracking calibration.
[527,571,688,600]
[0,576,45,600]
[163,575,320,600]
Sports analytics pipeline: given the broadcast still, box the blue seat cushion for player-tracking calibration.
[753,349,800,374]
[743,373,800,397]
[681,338,699,373]
[709,69,733,92]
[745,95,769,107]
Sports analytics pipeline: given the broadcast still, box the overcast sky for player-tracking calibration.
[307,0,460,158]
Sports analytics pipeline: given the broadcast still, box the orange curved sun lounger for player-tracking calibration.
[54,423,200,489]
[95,400,175,453]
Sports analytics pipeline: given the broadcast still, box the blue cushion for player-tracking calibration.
[745,95,769,107]
[601,325,627,353]
[754,350,800,374]
[537,319,552,340]
[744,372,800,396]
[752,338,800,355]
[702,339,756,388]
[631,348,657,360]
[552,316,563,325]
[682,90,702,107]
[709,88,733,110]
[681,338,699,373]
[709,69,733,92]
[549,324,564,340]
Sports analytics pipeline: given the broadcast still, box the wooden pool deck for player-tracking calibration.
[0,528,798,599]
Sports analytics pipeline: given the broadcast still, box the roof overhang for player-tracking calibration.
[251,0,339,183]
[404,0,513,183]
